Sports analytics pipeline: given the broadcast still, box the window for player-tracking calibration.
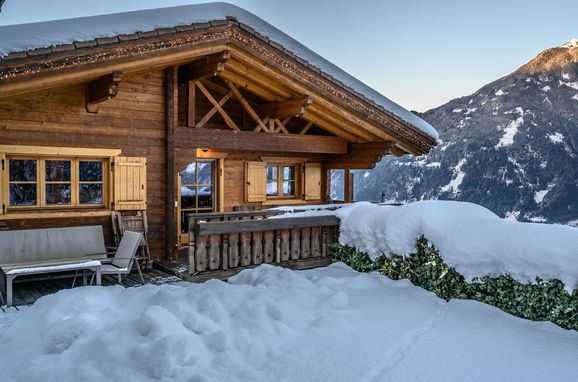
[180,159,217,233]
[245,159,321,205]
[266,164,298,198]
[7,157,106,209]
[9,159,37,206]
[79,161,104,205]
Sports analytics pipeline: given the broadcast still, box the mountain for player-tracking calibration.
[354,39,578,224]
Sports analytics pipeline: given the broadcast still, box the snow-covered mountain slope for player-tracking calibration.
[355,40,578,224]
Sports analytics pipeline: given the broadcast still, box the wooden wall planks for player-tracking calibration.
[0,69,168,259]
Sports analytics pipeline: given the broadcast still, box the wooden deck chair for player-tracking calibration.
[111,211,122,247]
[115,211,151,267]
[100,231,145,284]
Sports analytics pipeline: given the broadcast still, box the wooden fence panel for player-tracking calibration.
[229,232,240,268]
[301,227,311,259]
[209,234,221,270]
[188,211,339,275]
[290,228,300,260]
[252,231,263,265]
[280,229,290,261]
[263,231,275,263]
[311,227,321,257]
[195,235,208,272]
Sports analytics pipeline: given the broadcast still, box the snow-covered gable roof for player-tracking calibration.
[0,2,438,140]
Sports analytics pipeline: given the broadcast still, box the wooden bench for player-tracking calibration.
[0,226,108,306]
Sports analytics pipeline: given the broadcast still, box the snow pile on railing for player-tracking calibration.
[331,201,578,291]
[276,201,578,291]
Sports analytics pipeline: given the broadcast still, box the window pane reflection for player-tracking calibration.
[198,186,213,208]
[10,184,37,206]
[267,181,278,196]
[46,160,71,182]
[282,166,295,181]
[10,160,36,181]
[46,184,71,205]
[179,159,217,234]
[79,161,102,182]
[180,186,197,209]
[79,184,103,204]
[266,165,277,181]
[181,162,196,184]
[282,181,295,196]
[197,162,213,184]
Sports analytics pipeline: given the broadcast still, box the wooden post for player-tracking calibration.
[348,171,355,203]
[165,66,177,261]
[187,81,196,127]
[343,167,354,203]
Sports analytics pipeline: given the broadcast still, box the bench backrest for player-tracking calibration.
[0,226,106,266]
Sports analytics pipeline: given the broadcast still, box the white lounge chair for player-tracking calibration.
[100,231,145,284]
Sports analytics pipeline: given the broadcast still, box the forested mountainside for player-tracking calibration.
[355,39,578,224]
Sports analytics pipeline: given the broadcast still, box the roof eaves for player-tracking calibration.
[0,18,435,150]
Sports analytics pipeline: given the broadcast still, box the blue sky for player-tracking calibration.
[1,0,577,111]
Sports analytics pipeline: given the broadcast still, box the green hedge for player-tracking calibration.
[332,237,578,331]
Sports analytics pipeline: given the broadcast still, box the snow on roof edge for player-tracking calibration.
[0,2,438,141]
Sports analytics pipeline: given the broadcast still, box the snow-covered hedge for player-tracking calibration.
[273,200,578,329]
[332,240,578,330]
[334,201,578,292]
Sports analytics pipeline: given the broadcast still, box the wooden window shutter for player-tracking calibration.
[112,157,147,211]
[0,153,5,215]
[245,161,267,202]
[304,163,322,200]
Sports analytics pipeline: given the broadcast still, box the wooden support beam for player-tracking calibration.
[187,80,196,127]
[222,62,371,141]
[343,168,353,203]
[179,51,231,83]
[325,141,396,169]
[256,96,312,119]
[165,67,177,260]
[228,51,396,142]
[195,81,240,131]
[175,127,348,154]
[325,162,379,170]
[196,88,234,129]
[273,118,290,134]
[255,116,271,132]
[390,146,407,157]
[86,71,122,113]
[299,121,314,135]
[223,78,268,132]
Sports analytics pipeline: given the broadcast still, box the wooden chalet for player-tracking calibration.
[0,4,437,281]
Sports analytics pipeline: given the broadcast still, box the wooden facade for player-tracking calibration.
[0,15,436,267]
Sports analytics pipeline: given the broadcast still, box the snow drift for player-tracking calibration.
[0,263,577,381]
[333,201,578,291]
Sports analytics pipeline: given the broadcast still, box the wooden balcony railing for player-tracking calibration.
[187,211,339,274]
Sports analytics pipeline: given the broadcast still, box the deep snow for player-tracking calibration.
[0,263,577,382]
[0,3,437,140]
[277,201,578,291]
[334,201,578,290]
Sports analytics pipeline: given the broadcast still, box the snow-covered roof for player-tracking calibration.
[0,2,438,141]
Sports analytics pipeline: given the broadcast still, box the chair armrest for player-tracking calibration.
[99,258,114,264]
